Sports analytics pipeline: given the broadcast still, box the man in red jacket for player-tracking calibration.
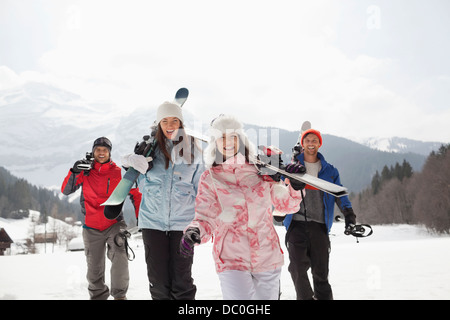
[61,137,141,300]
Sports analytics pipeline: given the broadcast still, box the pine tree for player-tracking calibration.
[371,170,381,195]
[381,165,392,183]
[413,144,450,233]
[401,159,413,180]
[8,179,32,211]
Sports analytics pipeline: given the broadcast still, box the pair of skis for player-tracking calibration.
[254,120,348,198]
[252,156,349,198]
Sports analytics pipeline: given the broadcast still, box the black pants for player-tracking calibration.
[286,221,333,300]
[142,229,197,300]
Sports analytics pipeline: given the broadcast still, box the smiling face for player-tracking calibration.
[302,133,321,160]
[93,146,110,164]
[159,117,181,140]
[216,132,240,160]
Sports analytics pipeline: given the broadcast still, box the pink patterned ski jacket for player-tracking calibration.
[187,153,303,274]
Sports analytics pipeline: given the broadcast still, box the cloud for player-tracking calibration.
[0,66,23,89]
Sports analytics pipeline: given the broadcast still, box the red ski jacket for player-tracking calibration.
[61,160,141,231]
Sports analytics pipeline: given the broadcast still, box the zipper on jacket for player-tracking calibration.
[167,162,175,230]
[107,178,110,194]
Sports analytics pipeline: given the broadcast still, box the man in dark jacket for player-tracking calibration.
[61,137,141,300]
[283,129,356,300]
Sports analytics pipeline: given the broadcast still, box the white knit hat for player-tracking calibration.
[156,101,184,124]
[204,114,256,168]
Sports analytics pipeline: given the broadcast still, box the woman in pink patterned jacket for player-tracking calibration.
[180,115,304,300]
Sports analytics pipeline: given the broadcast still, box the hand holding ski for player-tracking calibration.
[121,154,152,175]
[253,145,349,198]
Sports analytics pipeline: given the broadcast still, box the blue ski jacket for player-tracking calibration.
[137,140,204,231]
[283,152,353,233]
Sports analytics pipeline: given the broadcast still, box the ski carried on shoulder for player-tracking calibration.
[251,153,349,198]
[282,120,347,196]
[291,120,311,161]
[102,88,189,220]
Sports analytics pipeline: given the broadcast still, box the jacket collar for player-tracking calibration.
[222,153,247,166]
[297,152,327,170]
[93,160,112,171]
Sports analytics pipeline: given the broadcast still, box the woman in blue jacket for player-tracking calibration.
[283,129,356,300]
[122,101,204,300]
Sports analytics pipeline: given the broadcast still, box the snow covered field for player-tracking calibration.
[1,220,449,300]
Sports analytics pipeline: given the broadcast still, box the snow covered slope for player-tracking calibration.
[0,222,449,300]
[0,82,120,189]
[0,82,201,189]
[355,136,443,156]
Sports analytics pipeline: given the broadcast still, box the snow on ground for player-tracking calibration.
[0,220,449,300]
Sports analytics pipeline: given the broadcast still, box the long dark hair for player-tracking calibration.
[155,121,201,169]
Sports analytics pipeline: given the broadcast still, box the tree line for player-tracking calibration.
[0,167,80,222]
[2,142,449,234]
[351,144,450,233]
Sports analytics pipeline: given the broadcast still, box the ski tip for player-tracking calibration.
[301,121,311,132]
[174,88,189,107]
[175,87,189,99]
[103,203,125,220]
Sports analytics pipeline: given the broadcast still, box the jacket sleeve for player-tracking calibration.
[128,187,142,219]
[186,170,221,244]
[270,182,303,214]
[332,168,356,223]
[61,169,84,195]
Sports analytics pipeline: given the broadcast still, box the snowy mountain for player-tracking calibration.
[354,137,443,156]
[0,82,121,189]
[0,82,202,189]
[0,82,441,192]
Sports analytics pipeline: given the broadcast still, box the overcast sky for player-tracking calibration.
[1,0,449,142]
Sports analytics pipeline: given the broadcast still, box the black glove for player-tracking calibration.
[285,163,306,174]
[134,134,156,172]
[288,179,306,191]
[71,160,91,173]
[284,163,306,190]
[180,227,201,258]
[343,207,357,235]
